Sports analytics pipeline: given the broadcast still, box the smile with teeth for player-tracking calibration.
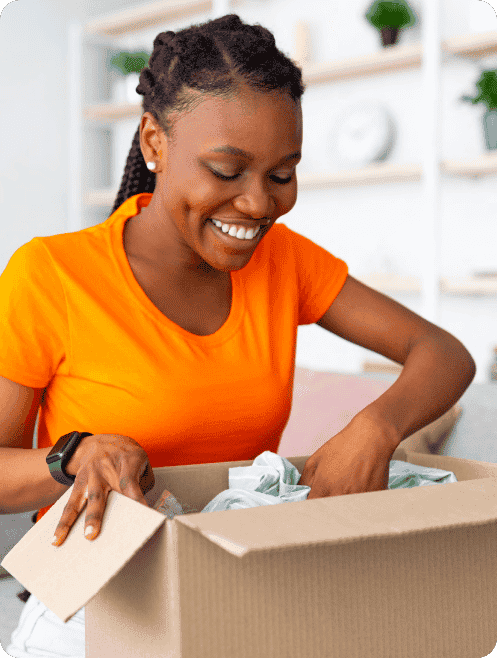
[210,218,261,241]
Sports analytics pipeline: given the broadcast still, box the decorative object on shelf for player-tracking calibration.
[293,20,312,67]
[461,68,497,150]
[489,346,497,381]
[364,0,418,47]
[331,102,396,168]
[110,50,150,104]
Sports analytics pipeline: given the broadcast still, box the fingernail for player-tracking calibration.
[85,525,94,538]
[52,535,59,546]
[84,487,88,499]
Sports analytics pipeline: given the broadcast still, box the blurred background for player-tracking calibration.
[0,0,496,381]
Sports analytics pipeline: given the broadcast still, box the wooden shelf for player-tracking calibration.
[85,0,212,36]
[444,30,497,59]
[357,273,421,293]
[359,274,497,296]
[298,163,422,189]
[442,151,497,177]
[86,190,116,207]
[441,276,497,295]
[362,360,403,374]
[302,43,423,84]
[300,31,497,84]
[85,103,142,122]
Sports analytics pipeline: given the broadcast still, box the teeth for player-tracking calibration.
[211,219,260,240]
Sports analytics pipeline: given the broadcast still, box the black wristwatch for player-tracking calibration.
[46,431,93,486]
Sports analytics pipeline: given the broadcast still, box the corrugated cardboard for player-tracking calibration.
[3,449,497,657]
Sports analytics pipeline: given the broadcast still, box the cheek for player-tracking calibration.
[277,184,298,214]
[187,179,228,211]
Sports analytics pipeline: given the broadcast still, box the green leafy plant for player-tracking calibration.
[461,70,497,111]
[110,51,150,76]
[365,0,417,29]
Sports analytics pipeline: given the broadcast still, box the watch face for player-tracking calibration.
[331,103,396,168]
[46,432,77,462]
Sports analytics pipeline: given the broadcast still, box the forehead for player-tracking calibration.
[169,88,303,158]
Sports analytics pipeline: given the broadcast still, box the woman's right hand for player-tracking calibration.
[51,434,155,546]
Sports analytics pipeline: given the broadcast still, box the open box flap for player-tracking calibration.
[1,487,165,622]
[177,476,497,557]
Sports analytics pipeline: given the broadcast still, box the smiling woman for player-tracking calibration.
[1,12,476,658]
[115,18,304,283]
[123,88,302,280]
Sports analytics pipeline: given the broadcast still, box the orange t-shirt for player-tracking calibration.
[0,194,348,521]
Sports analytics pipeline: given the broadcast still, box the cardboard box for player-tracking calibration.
[3,448,497,658]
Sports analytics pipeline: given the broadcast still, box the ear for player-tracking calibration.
[140,112,166,173]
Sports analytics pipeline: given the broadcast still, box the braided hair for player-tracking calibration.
[111,14,305,214]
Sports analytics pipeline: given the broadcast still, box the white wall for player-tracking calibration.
[1,0,496,382]
[0,0,142,269]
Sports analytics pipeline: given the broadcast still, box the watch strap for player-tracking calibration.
[47,431,93,486]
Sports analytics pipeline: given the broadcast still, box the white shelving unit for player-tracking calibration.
[70,1,497,308]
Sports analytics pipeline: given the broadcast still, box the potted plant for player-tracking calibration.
[365,0,417,47]
[461,69,497,151]
[110,51,150,103]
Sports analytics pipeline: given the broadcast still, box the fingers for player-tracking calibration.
[82,485,111,541]
[80,473,147,542]
[50,436,153,546]
[52,484,89,546]
[119,472,151,509]
[52,470,152,546]
[139,461,155,496]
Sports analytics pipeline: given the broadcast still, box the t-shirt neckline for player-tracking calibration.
[110,193,245,345]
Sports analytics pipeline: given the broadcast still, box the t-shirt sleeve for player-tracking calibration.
[0,238,68,388]
[283,225,348,325]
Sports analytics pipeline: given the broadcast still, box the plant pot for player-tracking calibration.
[482,109,497,150]
[380,26,400,47]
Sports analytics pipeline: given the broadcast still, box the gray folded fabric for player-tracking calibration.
[153,451,458,518]
[388,459,458,489]
[201,451,311,513]
[201,451,458,513]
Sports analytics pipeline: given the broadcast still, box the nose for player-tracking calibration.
[232,175,274,219]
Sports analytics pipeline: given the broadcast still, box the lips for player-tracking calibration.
[208,218,264,245]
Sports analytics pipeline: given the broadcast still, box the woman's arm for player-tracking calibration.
[0,377,68,514]
[299,275,475,498]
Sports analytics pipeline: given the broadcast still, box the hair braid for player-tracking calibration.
[111,14,305,214]
[111,127,155,215]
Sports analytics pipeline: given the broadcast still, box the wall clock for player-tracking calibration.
[331,103,396,168]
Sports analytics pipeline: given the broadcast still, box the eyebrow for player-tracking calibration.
[209,145,301,163]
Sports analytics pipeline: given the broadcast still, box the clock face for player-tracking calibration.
[332,103,396,168]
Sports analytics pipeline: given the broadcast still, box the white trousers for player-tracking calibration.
[6,594,84,658]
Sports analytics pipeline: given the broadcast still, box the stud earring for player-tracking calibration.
[146,162,156,171]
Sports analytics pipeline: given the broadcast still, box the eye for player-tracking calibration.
[209,168,294,184]
[210,169,240,181]
[270,173,293,185]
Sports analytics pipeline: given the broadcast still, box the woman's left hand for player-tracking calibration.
[298,411,400,499]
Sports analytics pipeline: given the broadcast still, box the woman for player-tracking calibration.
[1,14,474,658]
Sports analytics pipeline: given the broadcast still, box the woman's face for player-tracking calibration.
[142,86,303,274]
